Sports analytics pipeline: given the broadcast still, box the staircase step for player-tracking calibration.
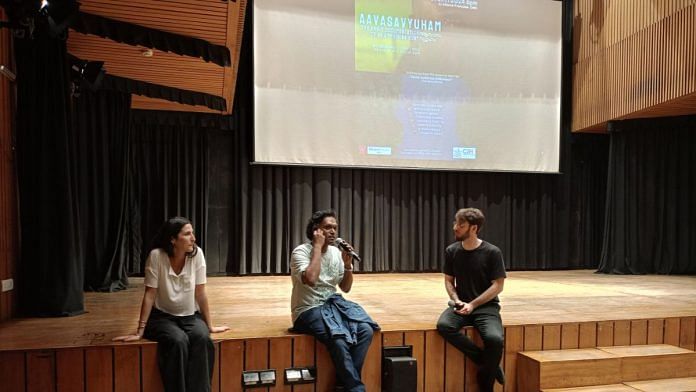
[542,385,638,392]
[599,344,696,382]
[542,377,696,392]
[624,376,696,391]
[517,348,621,390]
[518,344,696,391]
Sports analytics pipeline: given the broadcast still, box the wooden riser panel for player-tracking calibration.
[1,317,696,391]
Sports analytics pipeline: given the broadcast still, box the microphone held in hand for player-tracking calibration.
[448,300,464,310]
[334,237,361,263]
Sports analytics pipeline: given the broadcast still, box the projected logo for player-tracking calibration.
[431,0,478,9]
[452,147,476,159]
[355,0,443,73]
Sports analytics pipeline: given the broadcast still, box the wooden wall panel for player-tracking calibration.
[114,346,140,392]
[57,348,85,392]
[220,340,244,392]
[524,325,543,351]
[362,331,382,391]
[86,347,113,392]
[404,331,425,392]
[578,322,597,348]
[27,350,56,392]
[561,323,580,349]
[647,319,665,344]
[464,330,480,392]
[0,351,25,392]
[291,335,315,392]
[141,344,164,392]
[444,342,465,392]
[7,317,696,391]
[630,320,648,345]
[613,320,631,346]
[679,317,696,350]
[572,1,696,132]
[0,5,18,323]
[269,338,292,392]
[315,343,335,392]
[382,331,404,347]
[664,317,682,346]
[542,325,561,350]
[424,330,445,391]
[211,343,220,392]
[597,321,614,346]
[245,338,270,392]
[504,326,524,392]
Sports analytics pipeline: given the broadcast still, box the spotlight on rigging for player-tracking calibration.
[38,0,80,38]
[69,57,105,97]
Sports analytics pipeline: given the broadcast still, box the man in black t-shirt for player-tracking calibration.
[436,208,507,392]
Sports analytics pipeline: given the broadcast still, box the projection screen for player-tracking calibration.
[253,0,562,172]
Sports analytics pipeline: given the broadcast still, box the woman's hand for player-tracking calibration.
[209,325,230,333]
[112,333,143,342]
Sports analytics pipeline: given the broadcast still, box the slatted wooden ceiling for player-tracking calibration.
[572,0,696,132]
[66,0,247,114]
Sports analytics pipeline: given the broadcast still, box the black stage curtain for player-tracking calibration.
[218,127,608,274]
[127,111,212,274]
[14,32,83,316]
[598,116,696,274]
[72,89,132,291]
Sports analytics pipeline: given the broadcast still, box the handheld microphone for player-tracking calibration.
[334,238,361,263]
[447,300,464,310]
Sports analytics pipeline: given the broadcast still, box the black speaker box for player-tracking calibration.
[382,356,417,392]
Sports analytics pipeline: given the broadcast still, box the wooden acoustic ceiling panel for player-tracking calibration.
[67,0,247,114]
[68,32,224,97]
[78,0,229,45]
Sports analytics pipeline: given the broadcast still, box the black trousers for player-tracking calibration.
[436,305,504,392]
[144,308,215,392]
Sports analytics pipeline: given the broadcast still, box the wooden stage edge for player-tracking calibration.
[1,271,696,392]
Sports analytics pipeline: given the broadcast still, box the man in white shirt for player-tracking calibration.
[290,209,378,392]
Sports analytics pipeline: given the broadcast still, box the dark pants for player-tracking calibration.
[294,307,374,392]
[436,305,504,392]
[144,308,215,392]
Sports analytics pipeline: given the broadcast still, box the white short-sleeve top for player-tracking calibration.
[144,247,207,316]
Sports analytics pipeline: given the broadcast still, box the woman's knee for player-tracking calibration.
[161,329,190,350]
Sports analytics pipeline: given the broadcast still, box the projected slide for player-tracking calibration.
[254,0,562,172]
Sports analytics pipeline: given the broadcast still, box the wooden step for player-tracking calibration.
[545,377,696,392]
[599,344,696,382]
[543,385,639,392]
[624,376,696,391]
[517,348,622,391]
[518,344,696,391]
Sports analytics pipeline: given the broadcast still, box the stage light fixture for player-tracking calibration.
[39,0,50,14]
[36,0,80,38]
[0,65,16,82]
[71,59,105,90]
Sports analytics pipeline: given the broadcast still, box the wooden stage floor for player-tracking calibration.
[2,270,696,352]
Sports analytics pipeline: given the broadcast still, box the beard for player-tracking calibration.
[455,229,470,242]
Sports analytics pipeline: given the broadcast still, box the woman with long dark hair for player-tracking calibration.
[114,217,229,392]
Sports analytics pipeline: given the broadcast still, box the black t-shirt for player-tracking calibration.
[442,240,507,305]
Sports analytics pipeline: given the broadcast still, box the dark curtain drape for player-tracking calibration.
[127,111,213,274]
[72,89,132,291]
[598,116,696,274]
[14,31,83,316]
[219,129,608,274]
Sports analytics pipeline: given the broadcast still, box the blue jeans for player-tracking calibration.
[294,307,374,392]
